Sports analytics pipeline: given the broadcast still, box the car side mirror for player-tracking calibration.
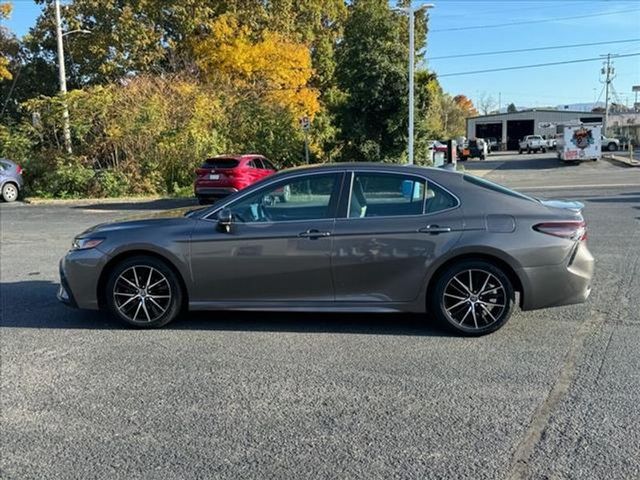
[217,208,233,233]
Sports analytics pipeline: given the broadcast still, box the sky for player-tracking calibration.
[3,0,640,110]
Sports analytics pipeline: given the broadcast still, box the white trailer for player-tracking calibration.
[556,122,602,162]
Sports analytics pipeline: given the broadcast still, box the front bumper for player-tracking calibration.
[58,248,109,310]
[57,262,78,308]
[520,241,594,311]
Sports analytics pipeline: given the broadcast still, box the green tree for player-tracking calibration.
[507,102,517,113]
[335,0,408,162]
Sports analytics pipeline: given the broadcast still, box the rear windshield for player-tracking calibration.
[202,158,239,169]
[463,175,537,202]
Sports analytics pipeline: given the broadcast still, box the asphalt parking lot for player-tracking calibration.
[1,153,639,479]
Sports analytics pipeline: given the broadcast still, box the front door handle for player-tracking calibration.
[298,229,332,239]
[419,225,452,234]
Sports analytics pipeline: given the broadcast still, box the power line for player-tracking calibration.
[431,8,640,32]
[438,52,640,78]
[429,38,640,60]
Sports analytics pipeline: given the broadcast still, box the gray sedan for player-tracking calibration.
[58,164,594,335]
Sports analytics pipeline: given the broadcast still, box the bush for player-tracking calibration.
[93,170,130,197]
[33,158,95,198]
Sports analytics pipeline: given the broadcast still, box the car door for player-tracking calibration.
[331,171,463,303]
[190,172,345,304]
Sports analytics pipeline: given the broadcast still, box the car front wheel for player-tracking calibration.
[429,260,515,336]
[608,142,617,151]
[105,256,183,328]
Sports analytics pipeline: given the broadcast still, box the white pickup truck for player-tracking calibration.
[602,136,620,152]
[518,135,547,154]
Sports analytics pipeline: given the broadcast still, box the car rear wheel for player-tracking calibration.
[429,260,515,336]
[106,256,183,328]
[1,183,19,202]
[607,142,617,152]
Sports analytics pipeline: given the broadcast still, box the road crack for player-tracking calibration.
[506,312,604,480]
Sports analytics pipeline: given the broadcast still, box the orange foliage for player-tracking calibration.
[453,94,478,117]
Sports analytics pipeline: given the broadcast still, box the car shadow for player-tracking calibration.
[492,157,568,170]
[71,198,200,211]
[0,280,451,337]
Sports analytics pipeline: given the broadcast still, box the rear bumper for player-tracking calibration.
[519,241,594,310]
[194,187,238,197]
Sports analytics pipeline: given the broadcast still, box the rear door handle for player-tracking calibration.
[298,229,332,239]
[419,225,452,234]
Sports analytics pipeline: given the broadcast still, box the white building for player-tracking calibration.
[466,109,603,150]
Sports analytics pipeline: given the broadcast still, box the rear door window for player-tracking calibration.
[348,173,426,218]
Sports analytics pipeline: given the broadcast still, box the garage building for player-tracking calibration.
[466,109,603,151]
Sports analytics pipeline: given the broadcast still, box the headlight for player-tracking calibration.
[72,237,105,250]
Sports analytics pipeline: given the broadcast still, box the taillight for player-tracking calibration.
[16,165,23,174]
[533,221,587,241]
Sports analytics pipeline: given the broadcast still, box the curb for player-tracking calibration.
[23,196,185,206]
[603,155,640,168]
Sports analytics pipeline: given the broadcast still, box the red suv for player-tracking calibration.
[194,154,278,204]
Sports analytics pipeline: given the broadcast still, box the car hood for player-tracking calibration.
[79,207,202,236]
[539,199,584,213]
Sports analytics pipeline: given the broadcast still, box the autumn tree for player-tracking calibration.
[454,94,478,117]
[0,1,13,81]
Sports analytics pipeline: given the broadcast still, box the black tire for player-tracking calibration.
[527,147,531,154]
[429,260,515,336]
[542,148,547,153]
[105,255,183,328]
[518,149,523,154]
[607,142,617,152]
[1,182,19,202]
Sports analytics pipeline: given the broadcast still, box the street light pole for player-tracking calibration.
[54,0,72,154]
[401,2,434,165]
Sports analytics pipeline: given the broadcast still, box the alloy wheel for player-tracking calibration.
[442,269,506,330]
[113,266,172,323]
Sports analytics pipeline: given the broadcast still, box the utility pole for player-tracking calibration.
[54,0,72,154]
[395,2,435,165]
[601,53,616,135]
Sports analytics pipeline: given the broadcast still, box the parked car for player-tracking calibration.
[519,135,547,154]
[59,163,594,336]
[194,154,278,204]
[0,159,24,203]
[546,137,557,150]
[601,136,620,152]
[487,138,499,153]
[427,140,448,153]
[461,139,487,161]
[457,142,471,161]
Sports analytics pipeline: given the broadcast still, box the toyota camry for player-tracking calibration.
[58,164,594,335]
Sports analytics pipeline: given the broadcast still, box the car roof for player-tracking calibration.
[272,162,463,183]
[208,154,265,161]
